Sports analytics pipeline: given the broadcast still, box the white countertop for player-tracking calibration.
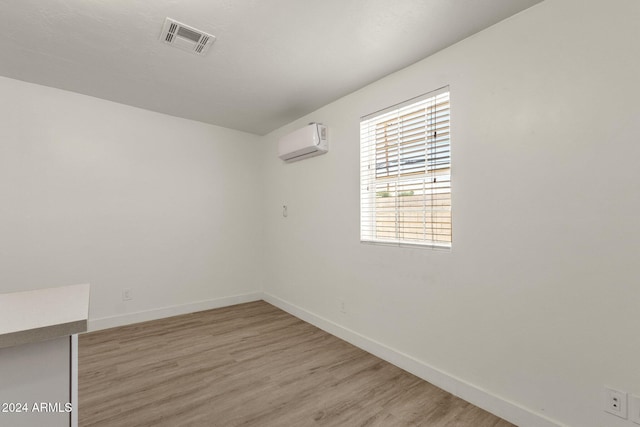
[0,283,90,349]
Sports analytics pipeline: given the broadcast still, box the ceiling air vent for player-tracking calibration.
[159,18,216,56]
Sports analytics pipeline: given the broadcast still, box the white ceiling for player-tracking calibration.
[0,0,543,135]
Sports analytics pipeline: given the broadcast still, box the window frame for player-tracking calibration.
[360,86,452,249]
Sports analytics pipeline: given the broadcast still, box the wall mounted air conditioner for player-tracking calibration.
[278,123,328,162]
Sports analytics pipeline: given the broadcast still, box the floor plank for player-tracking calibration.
[79,301,515,427]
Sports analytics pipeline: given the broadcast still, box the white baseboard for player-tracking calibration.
[263,292,564,427]
[88,292,263,332]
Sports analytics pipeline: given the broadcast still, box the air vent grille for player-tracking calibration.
[196,36,210,53]
[159,18,216,56]
[165,22,177,43]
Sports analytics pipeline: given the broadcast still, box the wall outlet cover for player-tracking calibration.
[604,387,627,419]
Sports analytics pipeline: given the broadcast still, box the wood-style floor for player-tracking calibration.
[79,301,515,427]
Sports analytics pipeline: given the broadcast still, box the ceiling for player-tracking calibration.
[0,0,543,135]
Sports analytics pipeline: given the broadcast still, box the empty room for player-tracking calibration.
[1,0,639,426]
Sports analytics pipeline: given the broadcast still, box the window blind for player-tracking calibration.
[360,87,451,248]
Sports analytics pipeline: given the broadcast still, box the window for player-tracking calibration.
[360,87,451,248]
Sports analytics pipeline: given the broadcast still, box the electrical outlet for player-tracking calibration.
[630,395,640,424]
[122,288,132,301]
[338,298,346,314]
[604,387,627,419]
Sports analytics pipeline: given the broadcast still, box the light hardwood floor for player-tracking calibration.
[79,301,515,427]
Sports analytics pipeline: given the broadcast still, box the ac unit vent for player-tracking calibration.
[160,18,216,56]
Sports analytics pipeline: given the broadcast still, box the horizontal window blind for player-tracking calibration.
[360,87,451,248]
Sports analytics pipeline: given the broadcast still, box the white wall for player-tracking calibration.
[0,76,263,328]
[261,1,640,426]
